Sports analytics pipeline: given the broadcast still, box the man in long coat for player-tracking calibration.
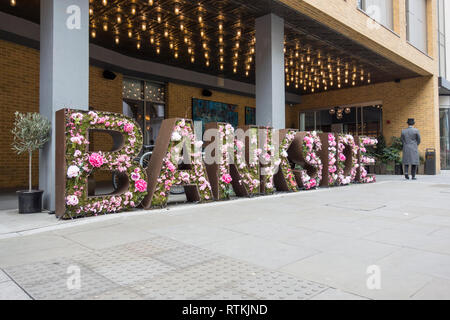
[401,118,421,180]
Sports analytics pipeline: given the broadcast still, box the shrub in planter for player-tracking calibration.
[11,112,51,213]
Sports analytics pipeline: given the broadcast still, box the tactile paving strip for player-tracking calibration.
[152,245,220,269]
[228,270,328,300]
[4,235,330,300]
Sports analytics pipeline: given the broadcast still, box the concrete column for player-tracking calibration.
[40,0,89,211]
[255,14,285,129]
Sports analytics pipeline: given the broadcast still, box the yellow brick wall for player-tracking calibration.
[0,39,40,191]
[0,39,124,190]
[293,75,441,171]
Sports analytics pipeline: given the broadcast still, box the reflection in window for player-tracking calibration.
[122,78,166,152]
[406,0,428,53]
[358,0,393,30]
[299,105,382,137]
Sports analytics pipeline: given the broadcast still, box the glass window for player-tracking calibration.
[299,105,382,137]
[122,78,166,151]
[359,0,394,30]
[406,0,428,53]
[440,108,450,169]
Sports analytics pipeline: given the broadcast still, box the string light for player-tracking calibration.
[83,1,375,93]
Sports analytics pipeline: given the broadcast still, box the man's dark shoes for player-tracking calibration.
[412,177,417,180]
[405,174,410,180]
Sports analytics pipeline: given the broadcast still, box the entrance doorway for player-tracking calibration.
[299,104,383,137]
[440,108,450,169]
[122,78,166,154]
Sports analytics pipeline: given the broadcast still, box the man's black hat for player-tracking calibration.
[407,118,415,125]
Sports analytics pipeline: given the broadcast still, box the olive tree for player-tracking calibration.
[11,112,51,191]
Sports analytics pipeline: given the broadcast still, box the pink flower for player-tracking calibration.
[339,154,346,161]
[66,195,79,206]
[123,123,134,133]
[89,153,104,167]
[131,172,140,181]
[74,150,82,157]
[221,174,232,184]
[166,161,176,172]
[135,179,147,192]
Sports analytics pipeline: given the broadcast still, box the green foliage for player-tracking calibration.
[11,112,51,155]
[370,135,402,165]
[390,136,403,151]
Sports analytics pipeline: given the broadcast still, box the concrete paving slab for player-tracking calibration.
[0,281,31,300]
[149,223,243,246]
[311,288,370,300]
[62,224,158,250]
[411,278,450,300]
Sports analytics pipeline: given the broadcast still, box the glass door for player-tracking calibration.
[440,108,450,169]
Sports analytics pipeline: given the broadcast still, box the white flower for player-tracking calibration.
[67,165,80,178]
[66,195,79,206]
[171,131,182,141]
[281,150,288,158]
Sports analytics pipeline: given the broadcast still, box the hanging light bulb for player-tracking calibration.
[157,13,162,23]
[103,22,108,31]
[237,29,241,38]
[116,14,122,24]
[174,3,180,15]
[91,29,97,38]
[102,0,107,6]
[233,67,237,73]
[131,4,136,15]
[141,22,147,31]
[345,107,351,114]
[128,30,133,38]
[115,35,120,45]
[206,60,210,67]
[156,46,160,54]
[191,56,195,63]
[220,64,224,70]
[198,15,203,23]
[136,41,141,50]
[174,51,179,58]
[148,0,154,5]
[89,6,94,15]
[150,36,155,44]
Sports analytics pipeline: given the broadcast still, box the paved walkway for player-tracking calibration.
[1,173,450,300]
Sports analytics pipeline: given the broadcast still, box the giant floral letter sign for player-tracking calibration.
[203,122,235,200]
[318,133,339,187]
[55,109,148,219]
[273,129,299,192]
[336,134,359,185]
[357,136,377,183]
[288,132,323,190]
[141,118,213,208]
[230,125,261,196]
[259,127,276,195]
